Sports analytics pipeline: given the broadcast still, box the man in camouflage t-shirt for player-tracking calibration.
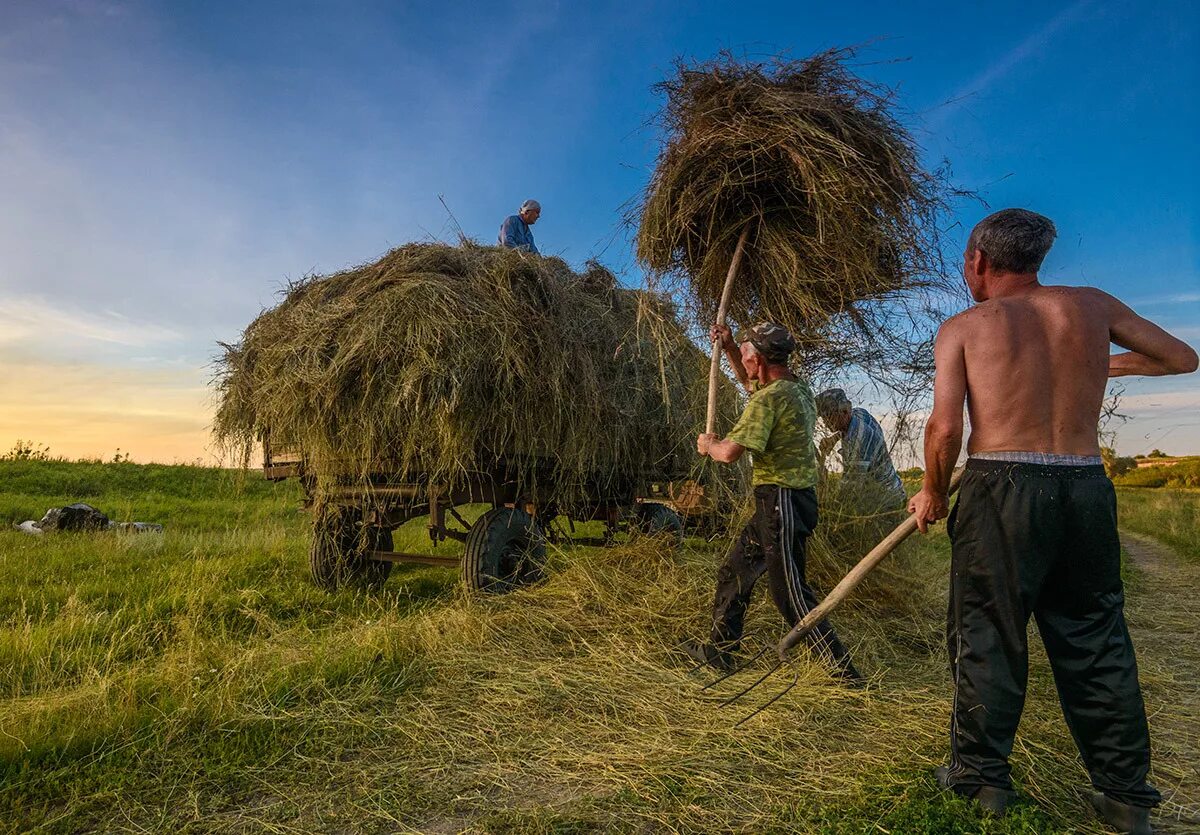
[688,322,860,681]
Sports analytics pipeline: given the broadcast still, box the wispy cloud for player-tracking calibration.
[1112,388,1200,455]
[0,359,216,463]
[929,0,1096,126]
[1130,292,1200,306]
[0,296,180,348]
[1149,326,1200,343]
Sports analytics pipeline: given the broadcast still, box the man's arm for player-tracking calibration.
[818,433,840,461]
[909,320,967,533]
[499,217,519,249]
[1108,295,1199,377]
[711,324,750,389]
[697,433,747,463]
[699,386,773,464]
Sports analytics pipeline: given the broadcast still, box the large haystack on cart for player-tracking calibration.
[217,243,737,595]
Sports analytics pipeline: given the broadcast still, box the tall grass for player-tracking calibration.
[0,461,1194,832]
[1117,487,1200,561]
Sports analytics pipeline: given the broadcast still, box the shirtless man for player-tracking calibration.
[909,208,1197,834]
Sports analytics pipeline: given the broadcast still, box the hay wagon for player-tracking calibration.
[263,439,710,594]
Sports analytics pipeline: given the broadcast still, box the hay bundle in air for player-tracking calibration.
[214,242,737,499]
[636,49,957,373]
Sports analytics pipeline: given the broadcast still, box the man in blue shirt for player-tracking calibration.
[815,388,905,510]
[498,200,541,253]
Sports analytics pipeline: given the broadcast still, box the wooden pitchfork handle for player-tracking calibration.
[777,467,967,659]
[705,225,752,435]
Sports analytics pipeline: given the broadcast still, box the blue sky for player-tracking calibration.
[0,0,1197,461]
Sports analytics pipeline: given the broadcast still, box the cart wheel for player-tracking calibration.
[462,507,546,593]
[309,508,394,591]
[635,503,684,546]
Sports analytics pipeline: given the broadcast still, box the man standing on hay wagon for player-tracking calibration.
[909,209,1198,833]
[686,321,861,682]
[497,199,540,254]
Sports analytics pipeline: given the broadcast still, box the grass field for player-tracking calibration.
[1117,487,1200,562]
[1,461,1196,833]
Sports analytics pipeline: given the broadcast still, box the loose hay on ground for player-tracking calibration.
[7,473,1190,832]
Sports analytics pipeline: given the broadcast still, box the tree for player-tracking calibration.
[1101,447,1136,477]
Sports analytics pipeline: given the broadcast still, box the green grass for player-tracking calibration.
[1114,459,1200,489]
[0,460,1193,833]
[1118,487,1200,562]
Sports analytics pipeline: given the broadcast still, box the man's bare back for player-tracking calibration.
[910,208,1197,531]
[943,285,1114,457]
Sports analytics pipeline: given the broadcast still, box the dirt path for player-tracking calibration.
[1121,532,1200,834]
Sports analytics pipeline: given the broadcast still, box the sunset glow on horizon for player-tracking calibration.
[2,1,1196,464]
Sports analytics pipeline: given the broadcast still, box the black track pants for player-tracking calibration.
[946,459,1161,808]
[710,484,854,671]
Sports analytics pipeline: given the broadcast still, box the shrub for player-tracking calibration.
[1113,459,1200,489]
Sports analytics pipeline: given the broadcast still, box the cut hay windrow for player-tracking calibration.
[214,242,740,500]
[636,48,961,380]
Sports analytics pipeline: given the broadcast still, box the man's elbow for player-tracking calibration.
[924,418,963,446]
[1171,345,1199,374]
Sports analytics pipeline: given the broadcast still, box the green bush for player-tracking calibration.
[1113,459,1200,488]
[1117,488,1200,561]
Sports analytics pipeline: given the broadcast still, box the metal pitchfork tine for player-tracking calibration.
[705,652,798,727]
[729,667,799,727]
[699,644,773,691]
[718,656,785,706]
[714,469,967,724]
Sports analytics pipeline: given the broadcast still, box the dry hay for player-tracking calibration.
[214,242,741,501]
[345,485,1158,832]
[7,483,1192,832]
[229,485,1113,832]
[635,48,964,392]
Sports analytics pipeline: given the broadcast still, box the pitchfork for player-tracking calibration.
[709,468,966,725]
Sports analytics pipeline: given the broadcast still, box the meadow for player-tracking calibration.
[1116,484,1200,562]
[1,460,1196,834]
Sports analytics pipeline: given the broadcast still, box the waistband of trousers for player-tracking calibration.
[753,483,817,497]
[965,457,1108,480]
[971,450,1103,466]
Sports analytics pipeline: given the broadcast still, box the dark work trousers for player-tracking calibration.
[946,459,1161,808]
[710,484,855,672]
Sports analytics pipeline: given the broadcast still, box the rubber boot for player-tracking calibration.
[935,766,1017,816]
[679,638,735,673]
[1091,792,1154,835]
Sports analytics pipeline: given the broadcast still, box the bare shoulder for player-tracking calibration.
[937,303,989,338]
[1043,284,1122,312]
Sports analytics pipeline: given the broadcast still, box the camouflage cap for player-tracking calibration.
[737,321,796,363]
